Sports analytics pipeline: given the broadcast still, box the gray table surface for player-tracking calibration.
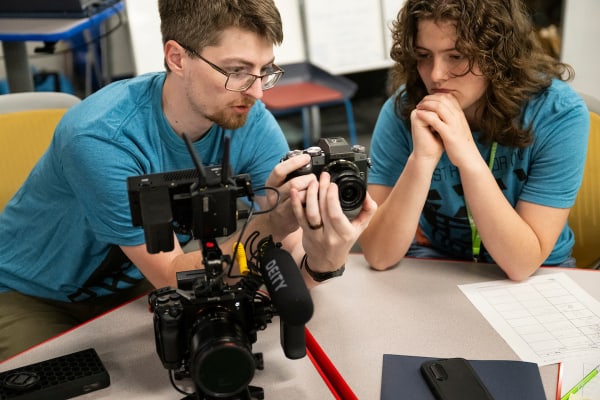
[3,254,597,399]
[307,254,600,400]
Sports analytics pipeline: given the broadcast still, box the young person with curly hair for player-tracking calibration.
[359,0,589,280]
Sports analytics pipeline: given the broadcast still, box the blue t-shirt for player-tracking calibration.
[369,79,589,265]
[0,72,289,301]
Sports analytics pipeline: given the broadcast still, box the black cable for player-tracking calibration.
[169,370,191,396]
[222,185,281,279]
[250,186,280,215]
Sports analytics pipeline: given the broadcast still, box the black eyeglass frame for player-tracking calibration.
[175,41,285,92]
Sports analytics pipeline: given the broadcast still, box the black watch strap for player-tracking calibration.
[302,255,345,282]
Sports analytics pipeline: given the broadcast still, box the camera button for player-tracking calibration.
[305,146,322,156]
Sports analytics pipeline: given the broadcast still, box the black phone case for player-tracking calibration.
[420,358,494,400]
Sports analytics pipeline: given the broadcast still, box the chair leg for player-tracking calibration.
[301,107,311,148]
[301,106,322,148]
[309,106,321,145]
[343,99,358,146]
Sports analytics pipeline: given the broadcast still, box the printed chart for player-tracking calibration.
[459,273,600,366]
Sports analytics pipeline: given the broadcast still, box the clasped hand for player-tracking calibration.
[411,92,480,168]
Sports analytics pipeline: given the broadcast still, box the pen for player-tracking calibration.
[561,364,600,400]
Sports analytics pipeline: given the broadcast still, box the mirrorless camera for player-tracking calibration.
[283,137,370,219]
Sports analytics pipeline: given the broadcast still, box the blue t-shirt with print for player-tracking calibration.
[0,72,289,301]
[368,79,589,265]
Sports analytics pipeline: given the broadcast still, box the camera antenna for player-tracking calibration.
[182,132,208,188]
[221,135,232,185]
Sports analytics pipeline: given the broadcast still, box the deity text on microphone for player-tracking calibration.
[264,259,288,292]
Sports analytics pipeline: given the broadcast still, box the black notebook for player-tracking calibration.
[381,354,546,400]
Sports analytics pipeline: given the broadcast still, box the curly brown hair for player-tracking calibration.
[158,0,283,72]
[389,0,574,147]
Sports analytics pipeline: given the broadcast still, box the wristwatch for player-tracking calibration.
[302,255,345,282]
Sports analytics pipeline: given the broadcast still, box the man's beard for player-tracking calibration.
[212,112,248,130]
[207,100,255,130]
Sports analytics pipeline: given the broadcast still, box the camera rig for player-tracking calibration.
[127,135,313,400]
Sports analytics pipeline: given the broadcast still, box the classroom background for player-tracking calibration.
[0,0,597,151]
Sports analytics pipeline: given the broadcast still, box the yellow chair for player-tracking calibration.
[568,93,600,268]
[0,92,80,210]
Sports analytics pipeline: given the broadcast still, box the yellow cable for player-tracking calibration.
[233,242,249,275]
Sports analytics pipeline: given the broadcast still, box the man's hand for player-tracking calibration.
[262,153,320,240]
[290,171,377,274]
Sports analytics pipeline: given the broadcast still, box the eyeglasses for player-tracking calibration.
[176,41,284,92]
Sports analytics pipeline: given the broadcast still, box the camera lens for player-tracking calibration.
[189,307,255,397]
[334,172,366,211]
[325,160,366,217]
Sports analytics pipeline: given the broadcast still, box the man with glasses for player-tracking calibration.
[0,0,376,360]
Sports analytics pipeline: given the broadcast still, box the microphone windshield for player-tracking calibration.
[258,237,314,326]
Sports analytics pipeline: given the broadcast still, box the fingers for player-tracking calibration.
[290,171,337,232]
[417,92,461,113]
[267,153,311,187]
[290,185,315,231]
[350,192,378,230]
[304,179,323,229]
[415,93,479,169]
[291,171,376,240]
[266,153,316,215]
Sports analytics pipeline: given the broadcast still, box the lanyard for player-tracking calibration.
[467,142,497,262]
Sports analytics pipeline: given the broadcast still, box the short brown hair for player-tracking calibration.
[158,0,283,70]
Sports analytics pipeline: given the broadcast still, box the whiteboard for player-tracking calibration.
[273,0,306,65]
[123,0,414,76]
[125,0,306,75]
[381,0,406,61]
[560,0,600,99]
[124,0,164,75]
[302,0,393,74]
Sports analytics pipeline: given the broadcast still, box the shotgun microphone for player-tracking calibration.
[257,236,314,326]
[257,236,313,359]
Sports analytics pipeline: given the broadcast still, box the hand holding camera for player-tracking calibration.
[281,138,377,285]
[282,137,371,220]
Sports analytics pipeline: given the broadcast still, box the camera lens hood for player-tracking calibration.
[189,308,255,397]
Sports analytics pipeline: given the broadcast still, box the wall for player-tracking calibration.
[123,0,404,76]
[124,0,308,75]
[560,0,600,99]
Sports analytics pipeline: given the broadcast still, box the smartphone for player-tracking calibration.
[420,357,494,400]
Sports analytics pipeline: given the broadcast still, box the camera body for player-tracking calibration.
[149,256,273,399]
[283,137,370,219]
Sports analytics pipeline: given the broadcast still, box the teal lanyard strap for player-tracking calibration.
[467,142,497,261]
